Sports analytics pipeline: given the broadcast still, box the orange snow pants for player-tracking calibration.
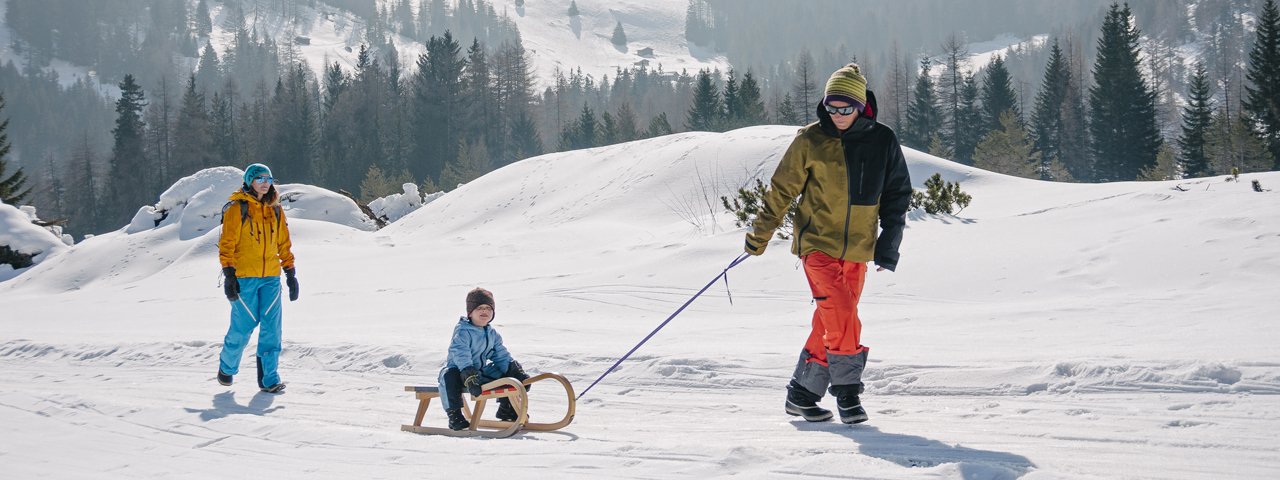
[801,251,869,366]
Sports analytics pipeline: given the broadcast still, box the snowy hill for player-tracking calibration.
[3,127,1280,478]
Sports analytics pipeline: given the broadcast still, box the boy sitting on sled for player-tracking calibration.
[438,287,533,431]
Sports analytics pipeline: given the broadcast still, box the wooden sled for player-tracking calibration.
[401,372,576,438]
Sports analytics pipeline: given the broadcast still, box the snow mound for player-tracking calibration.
[367,183,445,224]
[0,202,70,281]
[123,167,376,239]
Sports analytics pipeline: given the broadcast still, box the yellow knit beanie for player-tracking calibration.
[824,63,868,112]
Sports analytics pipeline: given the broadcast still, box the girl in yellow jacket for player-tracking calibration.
[215,163,298,394]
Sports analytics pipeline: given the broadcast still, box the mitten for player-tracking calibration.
[506,360,531,391]
[744,232,769,256]
[222,267,239,301]
[284,267,299,301]
[461,367,483,397]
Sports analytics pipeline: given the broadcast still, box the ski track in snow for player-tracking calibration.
[3,342,1279,479]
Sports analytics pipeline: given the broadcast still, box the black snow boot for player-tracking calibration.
[784,381,832,422]
[495,397,520,422]
[832,384,868,424]
[446,408,470,431]
[217,369,233,386]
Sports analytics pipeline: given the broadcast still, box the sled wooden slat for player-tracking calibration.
[401,372,576,438]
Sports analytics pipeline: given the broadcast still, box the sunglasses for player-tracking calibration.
[252,176,274,184]
[824,103,858,116]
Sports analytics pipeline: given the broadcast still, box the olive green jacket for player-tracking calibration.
[748,98,912,270]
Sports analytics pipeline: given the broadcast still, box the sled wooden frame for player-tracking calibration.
[401,372,576,438]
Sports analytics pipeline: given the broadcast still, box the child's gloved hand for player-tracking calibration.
[507,360,532,391]
[461,367,483,397]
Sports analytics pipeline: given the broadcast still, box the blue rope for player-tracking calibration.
[577,252,751,400]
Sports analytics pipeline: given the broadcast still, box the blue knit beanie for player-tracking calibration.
[243,163,272,188]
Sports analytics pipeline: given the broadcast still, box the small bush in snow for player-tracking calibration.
[911,173,972,215]
[720,178,797,239]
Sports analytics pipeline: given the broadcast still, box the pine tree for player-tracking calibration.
[599,111,618,145]
[210,88,238,166]
[1030,40,1069,179]
[903,58,942,151]
[737,70,767,126]
[1205,107,1273,175]
[974,111,1037,178]
[462,39,497,150]
[195,0,213,38]
[107,74,149,223]
[271,64,319,185]
[722,69,740,129]
[559,103,598,151]
[1138,144,1179,181]
[509,106,543,160]
[64,132,100,233]
[1178,62,1213,178]
[686,69,721,131]
[793,50,817,124]
[145,76,174,190]
[0,94,30,205]
[616,102,639,142]
[568,1,580,17]
[1089,3,1162,181]
[939,33,969,158]
[954,73,982,165]
[981,54,1020,137]
[1060,37,1092,181]
[358,165,396,203]
[172,75,214,178]
[440,140,491,189]
[411,32,466,182]
[1244,0,1280,168]
[612,21,627,46]
[646,112,673,138]
[773,92,803,126]
[195,41,222,95]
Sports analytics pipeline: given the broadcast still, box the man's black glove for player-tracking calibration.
[461,367,483,397]
[506,360,532,391]
[284,267,299,301]
[222,267,239,301]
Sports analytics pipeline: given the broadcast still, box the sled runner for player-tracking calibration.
[401,372,576,438]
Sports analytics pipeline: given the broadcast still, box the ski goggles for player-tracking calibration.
[252,175,275,184]
[823,103,858,116]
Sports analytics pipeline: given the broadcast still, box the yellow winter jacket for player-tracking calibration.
[749,98,913,269]
[218,189,295,277]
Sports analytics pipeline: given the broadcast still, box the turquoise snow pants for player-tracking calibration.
[218,276,283,388]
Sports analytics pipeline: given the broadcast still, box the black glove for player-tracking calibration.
[222,267,239,301]
[461,367,483,397]
[506,360,531,390]
[284,267,299,301]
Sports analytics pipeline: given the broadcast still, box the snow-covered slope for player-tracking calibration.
[507,0,729,84]
[2,127,1279,478]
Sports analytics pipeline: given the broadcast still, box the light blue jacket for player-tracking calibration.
[445,316,512,374]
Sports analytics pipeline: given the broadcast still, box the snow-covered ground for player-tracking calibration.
[2,126,1278,478]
